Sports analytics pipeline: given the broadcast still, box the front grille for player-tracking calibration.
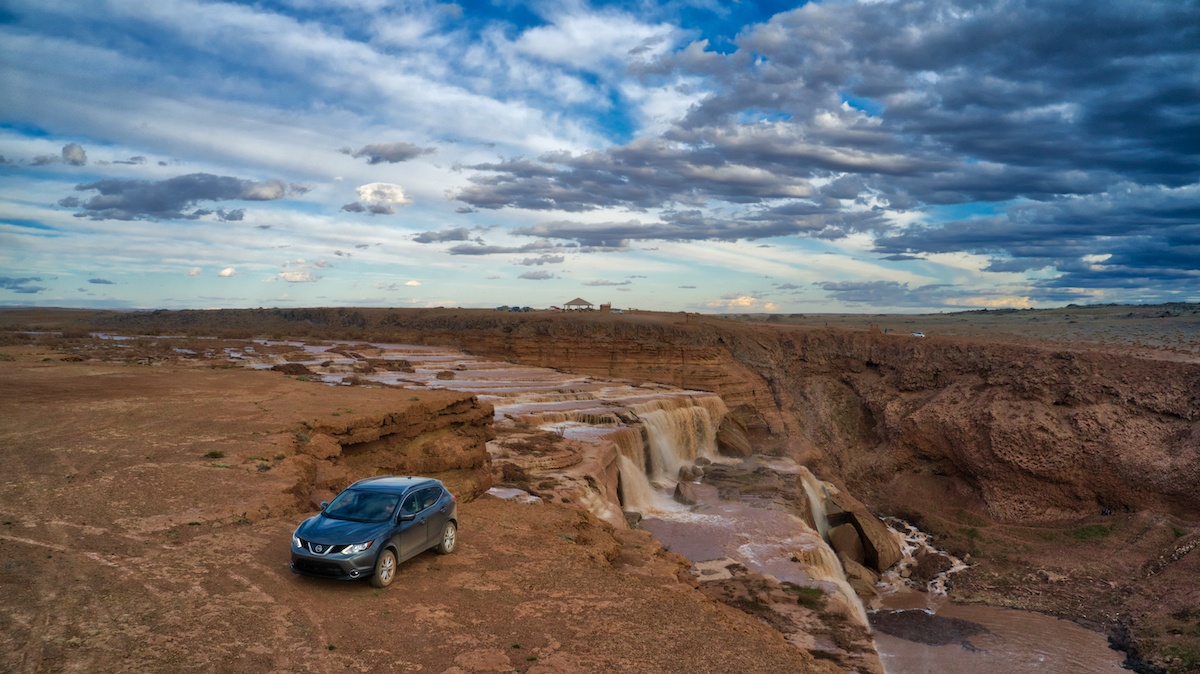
[299,538,345,555]
[292,557,345,577]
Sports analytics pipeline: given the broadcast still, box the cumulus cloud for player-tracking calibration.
[187,268,202,277]
[279,270,318,283]
[0,276,46,294]
[404,280,421,286]
[218,268,237,277]
[518,271,555,280]
[341,142,433,164]
[64,173,287,221]
[356,182,412,205]
[62,143,87,166]
[704,295,779,312]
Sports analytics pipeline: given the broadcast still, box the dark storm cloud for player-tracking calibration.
[451,0,1199,295]
[875,184,1200,287]
[87,278,114,285]
[341,202,366,213]
[341,142,433,164]
[67,173,287,221]
[0,276,46,293]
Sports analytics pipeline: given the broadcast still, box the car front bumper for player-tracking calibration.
[290,546,377,581]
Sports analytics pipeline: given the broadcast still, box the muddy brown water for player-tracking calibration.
[872,600,1126,673]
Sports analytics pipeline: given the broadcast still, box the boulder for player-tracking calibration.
[825,491,903,572]
[623,510,643,528]
[828,524,866,565]
[678,464,703,481]
[838,554,881,600]
[673,481,699,506]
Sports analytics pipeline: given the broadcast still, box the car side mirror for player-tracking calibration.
[399,513,415,522]
[319,502,328,510]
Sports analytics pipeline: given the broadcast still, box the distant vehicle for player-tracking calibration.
[910,331,926,337]
[611,309,623,314]
[495,306,509,311]
[291,476,458,588]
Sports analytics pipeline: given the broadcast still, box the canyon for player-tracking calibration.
[2,306,1198,673]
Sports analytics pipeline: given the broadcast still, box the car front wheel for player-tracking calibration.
[436,521,457,554]
[370,548,397,588]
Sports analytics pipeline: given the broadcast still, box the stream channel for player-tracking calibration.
[224,338,1129,673]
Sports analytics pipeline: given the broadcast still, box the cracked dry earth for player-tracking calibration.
[0,348,827,674]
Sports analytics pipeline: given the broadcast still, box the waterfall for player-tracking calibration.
[797,467,831,539]
[629,395,727,485]
[606,427,659,511]
[790,530,870,625]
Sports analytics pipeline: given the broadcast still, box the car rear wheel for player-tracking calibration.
[436,521,457,554]
[370,548,397,588]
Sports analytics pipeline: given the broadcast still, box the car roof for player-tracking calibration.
[347,476,440,493]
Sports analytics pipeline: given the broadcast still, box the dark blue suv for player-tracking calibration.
[291,476,458,587]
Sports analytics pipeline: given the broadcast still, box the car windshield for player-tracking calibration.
[323,490,401,523]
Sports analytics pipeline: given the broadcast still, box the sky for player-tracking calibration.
[2,0,1198,314]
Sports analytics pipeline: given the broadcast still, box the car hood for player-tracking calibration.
[296,514,389,544]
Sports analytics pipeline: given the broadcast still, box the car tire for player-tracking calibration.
[435,521,457,554]
[370,548,397,588]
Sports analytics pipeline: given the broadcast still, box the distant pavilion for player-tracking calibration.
[564,297,594,311]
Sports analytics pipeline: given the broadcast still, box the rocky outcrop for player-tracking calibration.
[290,394,495,508]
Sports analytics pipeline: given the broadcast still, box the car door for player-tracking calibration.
[396,491,428,562]
[420,486,451,551]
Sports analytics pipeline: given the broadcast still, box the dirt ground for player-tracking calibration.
[0,346,826,674]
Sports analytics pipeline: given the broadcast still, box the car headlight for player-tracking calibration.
[293,535,302,548]
[343,541,374,555]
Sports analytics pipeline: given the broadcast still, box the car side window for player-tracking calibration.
[401,493,421,517]
[421,487,440,510]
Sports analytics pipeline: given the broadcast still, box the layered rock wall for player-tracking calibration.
[372,313,1200,523]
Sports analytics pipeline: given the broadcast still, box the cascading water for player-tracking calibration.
[797,466,832,539]
[628,396,726,486]
[606,427,659,511]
